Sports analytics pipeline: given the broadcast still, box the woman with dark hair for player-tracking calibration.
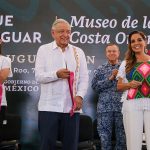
[117,31,150,150]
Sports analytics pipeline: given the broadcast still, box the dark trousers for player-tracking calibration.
[0,106,7,123]
[0,106,7,141]
[38,111,80,150]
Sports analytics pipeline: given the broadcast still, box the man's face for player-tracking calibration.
[106,45,120,61]
[51,22,71,48]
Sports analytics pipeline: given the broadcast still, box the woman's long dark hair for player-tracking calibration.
[125,31,147,73]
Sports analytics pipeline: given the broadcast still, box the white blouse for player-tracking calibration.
[0,55,12,106]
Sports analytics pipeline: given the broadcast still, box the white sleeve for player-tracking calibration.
[76,49,89,99]
[117,60,129,102]
[117,60,126,80]
[35,45,59,84]
[1,57,13,77]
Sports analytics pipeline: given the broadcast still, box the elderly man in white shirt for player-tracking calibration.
[35,18,88,150]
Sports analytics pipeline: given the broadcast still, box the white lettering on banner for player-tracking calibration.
[0,15,41,43]
[71,16,117,28]
[0,15,13,26]
[12,67,37,74]
[5,80,39,85]
[6,55,36,63]
[5,85,39,92]
[31,68,35,73]
[6,55,95,64]
[115,32,150,44]
[143,16,150,29]
[13,68,29,74]
[121,16,138,28]
[71,31,110,44]
[1,32,41,43]
[147,35,150,43]
[86,56,95,64]
[115,32,127,44]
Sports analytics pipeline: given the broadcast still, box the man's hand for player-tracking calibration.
[74,96,83,111]
[56,69,70,79]
[109,69,118,80]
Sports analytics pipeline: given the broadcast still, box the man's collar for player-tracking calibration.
[52,41,71,51]
[106,60,121,66]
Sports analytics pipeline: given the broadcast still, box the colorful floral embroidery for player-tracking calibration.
[127,61,150,100]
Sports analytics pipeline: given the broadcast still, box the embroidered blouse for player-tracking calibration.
[117,61,150,102]
[126,61,150,100]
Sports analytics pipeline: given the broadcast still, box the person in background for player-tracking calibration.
[92,43,126,150]
[117,31,150,150]
[0,38,12,140]
[35,18,88,150]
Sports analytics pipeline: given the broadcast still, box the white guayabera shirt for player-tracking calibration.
[35,41,88,113]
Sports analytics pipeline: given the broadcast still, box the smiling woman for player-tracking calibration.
[117,31,150,150]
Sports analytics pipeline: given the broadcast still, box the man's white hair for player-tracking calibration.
[51,18,70,30]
